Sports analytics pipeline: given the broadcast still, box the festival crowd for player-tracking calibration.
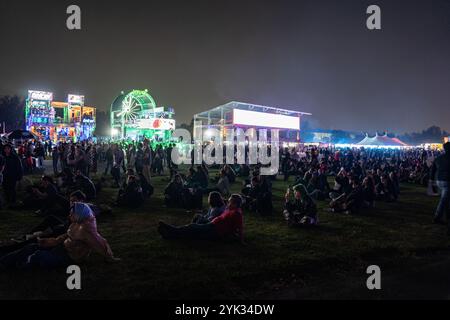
[0,137,449,271]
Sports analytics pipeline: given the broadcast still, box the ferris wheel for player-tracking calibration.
[118,94,141,122]
[116,90,157,123]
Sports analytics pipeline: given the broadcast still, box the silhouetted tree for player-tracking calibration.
[177,118,194,133]
[94,110,111,137]
[399,126,449,144]
[0,95,26,132]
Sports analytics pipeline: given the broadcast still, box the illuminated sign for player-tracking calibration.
[233,109,300,130]
[68,94,85,105]
[134,118,175,130]
[28,90,53,101]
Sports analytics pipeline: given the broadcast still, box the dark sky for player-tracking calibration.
[1,0,449,133]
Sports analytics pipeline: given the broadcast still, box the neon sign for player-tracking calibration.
[68,94,85,105]
[28,90,53,101]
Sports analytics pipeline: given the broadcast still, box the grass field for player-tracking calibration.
[0,165,448,300]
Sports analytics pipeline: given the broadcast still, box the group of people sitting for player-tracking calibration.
[0,190,119,270]
[1,137,448,272]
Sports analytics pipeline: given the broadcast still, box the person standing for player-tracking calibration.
[431,142,450,228]
[2,144,23,205]
[111,144,124,188]
[104,145,113,176]
[142,140,152,184]
[52,146,59,175]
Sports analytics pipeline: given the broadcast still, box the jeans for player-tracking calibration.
[435,181,450,221]
[162,223,218,240]
[104,161,112,175]
[0,243,73,270]
[53,159,58,174]
[38,156,44,167]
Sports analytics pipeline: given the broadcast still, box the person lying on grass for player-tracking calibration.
[283,184,318,227]
[158,194,244,243]
[0,202,119,270]
[0,190,88,256]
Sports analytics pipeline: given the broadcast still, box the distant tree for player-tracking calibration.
[0,95,26,132]
[177,118,194,133]
[94,110,111,137]
[399,126,449,144]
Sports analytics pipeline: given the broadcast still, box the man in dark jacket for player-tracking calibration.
[431,142,450,226]
[2,144,23,205]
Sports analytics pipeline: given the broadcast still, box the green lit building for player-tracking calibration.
[110,89,175,144]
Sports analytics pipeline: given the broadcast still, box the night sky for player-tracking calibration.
[1,0,449,133]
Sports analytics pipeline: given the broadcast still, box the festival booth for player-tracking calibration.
[193,101,311,146]
[110,89,176,146]
[25,90,96,142]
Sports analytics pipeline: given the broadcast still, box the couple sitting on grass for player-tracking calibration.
[283,184,319,227]
[158,192,244,243]
[0,200,119,271]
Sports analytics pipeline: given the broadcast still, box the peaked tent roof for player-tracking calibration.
[356,133,408,147]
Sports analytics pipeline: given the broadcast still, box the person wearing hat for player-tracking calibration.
[283,184,318,226]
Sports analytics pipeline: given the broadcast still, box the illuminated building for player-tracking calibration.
[193,101,311,144]
[25,90,96,142]
[110,89,175,144]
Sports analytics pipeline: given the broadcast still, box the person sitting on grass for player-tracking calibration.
[237,164,250,178]
[164,174,185,208]
[192,191,226,224]
[283,184,318,227]
[224,165,237,184]
[23,175,63,216]
[362,176,376,208]
[116,175,144,208]
[329,176,364,215]
[329,168,351,200]
[138,171,154,198]
[214,169,231,196]
[183,167,205,211]
[0,190,101,256]
[241,176,273,215]
[0,202,119,270]
[376,174,396,202]
[58,168,76,191]
[74,169,97,201]
[158,194,244,243]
